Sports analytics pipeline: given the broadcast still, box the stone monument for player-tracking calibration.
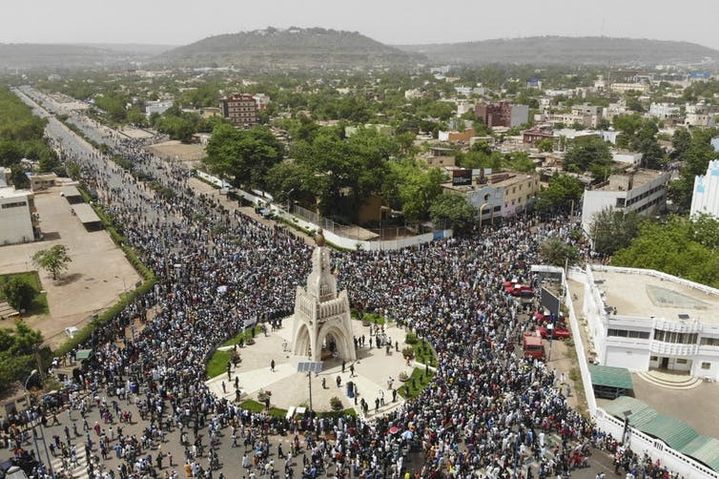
[291,231,356,363]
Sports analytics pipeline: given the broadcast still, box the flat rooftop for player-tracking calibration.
[0,187,31,199]
[71,203,101,224]
[596,169,665,192]
[592,268,719,324]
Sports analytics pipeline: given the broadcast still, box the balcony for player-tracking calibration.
[649,341,699,356]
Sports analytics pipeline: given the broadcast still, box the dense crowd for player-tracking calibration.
[3,93,685,479]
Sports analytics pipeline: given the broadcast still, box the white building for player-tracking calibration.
[610,83,649,94]
[253,93,270,111]
[579,265,719,380]
[612,150,643,166]
[0,186,36,246]
[145,100,174,117]
[690,160,719,219]
[685,103,716,128]
[648,102,680,120]
[581,169,670,233]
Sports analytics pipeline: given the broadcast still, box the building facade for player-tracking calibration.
[579,265,719,380]
[0,187,36,246]
[581,169,670,233]
[443,172,540,220]
[690,160,719,219]
[219,94,259,128]
[476,102,528,128]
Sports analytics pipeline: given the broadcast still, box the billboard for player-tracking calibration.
[452,169,472,186]
[540,287,561,317]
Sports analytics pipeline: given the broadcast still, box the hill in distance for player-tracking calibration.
[398,36,719,67]
[0,43,172,71]
[158,27,421,69]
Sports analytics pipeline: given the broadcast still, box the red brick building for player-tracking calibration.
[219,94,259,128]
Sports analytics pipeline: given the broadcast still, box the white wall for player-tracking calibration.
[0,194,34,245]
[581,190,621,232]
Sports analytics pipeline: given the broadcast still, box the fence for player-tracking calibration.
[194,170,453,251]
[540,265,719,479]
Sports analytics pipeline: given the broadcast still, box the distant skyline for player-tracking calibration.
[3,0,719,50]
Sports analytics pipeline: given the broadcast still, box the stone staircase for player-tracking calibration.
[636,370,703,390]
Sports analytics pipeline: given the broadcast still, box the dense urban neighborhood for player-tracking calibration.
[1,11,719,479]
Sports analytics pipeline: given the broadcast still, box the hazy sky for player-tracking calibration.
[4,0,719,49]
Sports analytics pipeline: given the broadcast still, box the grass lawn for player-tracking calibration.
[398,368,435,400]
[351,310,387,325]
[0,271,49,316]
[206,350,231,379]
[222,325,263,346]
[240,399,287,418]
[413,339,438,367]
[206,325,264,378]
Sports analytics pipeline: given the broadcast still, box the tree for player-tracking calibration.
[613,215,719,288]
[387,161,444,221]
[563,136,612,178]
[536,138,554,153]
[1,277,36,311]
[33,245,72,280]
[535,174,583,213]
[429,194,476,234]
[589,207,641,256]
[204,124,284,190]
[539,238,580,267]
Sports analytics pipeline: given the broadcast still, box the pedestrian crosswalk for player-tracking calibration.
[51,453,90,479]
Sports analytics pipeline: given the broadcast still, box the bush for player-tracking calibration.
[398,371,409,382]
[405,332,418,345]
[2,277,36,310]
[329,396,343,411]
[402,347,415,360]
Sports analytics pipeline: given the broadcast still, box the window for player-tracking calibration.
[650,356,658,361]
[608,329,649,339]
[702,362,711,370]
[700,337,719,347]
[1,201,27,209]
[653,330,698,345]
[676,359,688,364]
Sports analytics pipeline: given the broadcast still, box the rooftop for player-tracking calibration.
[71,203,101,224]
[443,172,536,192]
[595,169,666,192]
[0,186,31,199]
[592,267,719,324]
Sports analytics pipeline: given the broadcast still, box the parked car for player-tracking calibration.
[538,325,571,340]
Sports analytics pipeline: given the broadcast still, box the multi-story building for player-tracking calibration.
[219,94,259,128]
[578,264,719,380]
[691,160,719,219]
[581,169,670,233]
[685,103,716,128]
[648,102,680,120]
[442,171,540,220]
[475,102,529,128]
[0,186,37,246]
[144,100,174,117]
[610,82,649,94]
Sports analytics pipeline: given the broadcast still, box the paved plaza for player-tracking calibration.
[206,320,419,418]
[0,187,140,347]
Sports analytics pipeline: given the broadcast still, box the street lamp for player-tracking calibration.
[23,369,38,407]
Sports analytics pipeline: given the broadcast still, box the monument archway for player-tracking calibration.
[290,233,356,363]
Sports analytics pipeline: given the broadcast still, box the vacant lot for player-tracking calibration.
[148,140,205,166]
[0,187,140,348]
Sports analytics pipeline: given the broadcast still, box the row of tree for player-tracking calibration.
[0,86,61,187]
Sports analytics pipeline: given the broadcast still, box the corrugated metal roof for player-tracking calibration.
[641,415,698,450]
[682,436,719,472]
[589,364,634,390]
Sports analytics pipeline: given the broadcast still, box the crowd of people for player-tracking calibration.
[3,90,685,479]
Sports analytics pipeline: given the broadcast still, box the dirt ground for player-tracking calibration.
[0,187,140,348]
[120,127,155,139]
[148,140,205,166]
